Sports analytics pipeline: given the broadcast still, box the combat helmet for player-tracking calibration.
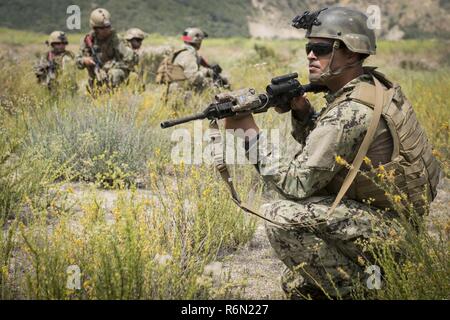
[181,27,208,45]
[125,28,147,40]
[90,8,111,28]
[47,31,68,45]
[292,6,376,82]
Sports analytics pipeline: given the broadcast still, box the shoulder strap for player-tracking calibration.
[326,75,385,216]
[348,82,376,107]
[171,48,188,63]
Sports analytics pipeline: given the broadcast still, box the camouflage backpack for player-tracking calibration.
[155,48,188,84]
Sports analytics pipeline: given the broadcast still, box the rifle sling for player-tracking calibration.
[208,120,325,229]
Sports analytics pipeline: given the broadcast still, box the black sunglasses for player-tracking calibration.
[94,26,111,30]
[305,42,334,56]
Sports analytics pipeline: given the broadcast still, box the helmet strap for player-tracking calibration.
[185,42,201,50]
[315,40,363,84]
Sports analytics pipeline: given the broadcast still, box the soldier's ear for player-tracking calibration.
[345,49,360,64]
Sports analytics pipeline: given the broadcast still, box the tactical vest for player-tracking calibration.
[155,49,188,84]
[325,69,441,215]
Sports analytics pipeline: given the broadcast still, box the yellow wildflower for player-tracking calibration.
[337,267,350,280]
[335,155,346,166]
[432,149,442,158]
[357,256,366,266]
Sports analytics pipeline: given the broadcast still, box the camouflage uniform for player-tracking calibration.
[123,39,144,88]
[75,30,136,89]
[35,50,74,89]
[241,6,440,300]
[124,41,140,70]
[248,73,395,299]
[34,31,75,91]
[168,43,214,94]
[157,27,228,106]
[264,197,388,299]
[123,28,144,75]
[252,59,443,299]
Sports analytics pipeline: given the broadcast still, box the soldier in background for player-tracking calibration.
[124,28,146,53]
[156,27,229,105]
[34,31,74,91]
[124,28,146,89]
[75,8,136,93]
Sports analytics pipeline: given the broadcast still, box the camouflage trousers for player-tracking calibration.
[262,196,396,299]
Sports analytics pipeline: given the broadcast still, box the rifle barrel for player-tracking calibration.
[160,112,206,128]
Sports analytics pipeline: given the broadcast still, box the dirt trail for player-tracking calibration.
[222,223,285,299]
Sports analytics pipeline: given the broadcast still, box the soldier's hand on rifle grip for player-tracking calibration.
[83,57,96,67]
[290,94,312,120]
[273,93,311,116]
[223,114,260,137]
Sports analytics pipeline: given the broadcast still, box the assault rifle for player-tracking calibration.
[161,72,325,128]
[44,52,57,88]
[199,57,230,89]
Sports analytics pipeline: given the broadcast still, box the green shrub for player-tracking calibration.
[24,94,171,187]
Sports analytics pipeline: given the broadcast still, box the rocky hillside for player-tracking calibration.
[0,0,449,39]
[248,0,450,39]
